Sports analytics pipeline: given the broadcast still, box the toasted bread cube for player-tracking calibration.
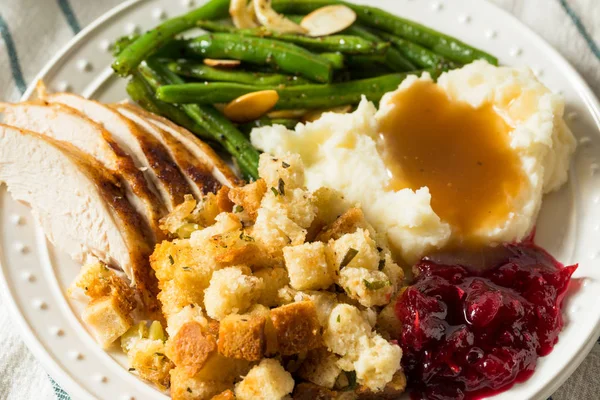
[215,186,234,213]
[82,295,133,348]
[170,366,231,400]
[285,188,317,229]
[254,267,290,307]
[381,253,405,293]
[191,212,243,245]
[248,305,279,356]
[172,263,218,309]
[311,187,351,228]
[261,187,316,229]
[323,304,372,357]
[253,208,307,263]
[355,370,407,399]
[316,208,374,243]
[151,240,180,283]
[284,242,337,291]
[204,266,264,320]
[158,280,193,318]
[330,229,379,271]
[293,291,338,327]
[376,299,402,340]
[166,304,209,338]
[211,390,235,400]
[361,308,378,329]
[293,382,338,400]
[72,262,135,305]
[353,336,402,391]
[229,179,267,220]
[339,268,393,307]
[196,352,251,383]
[205,229,264,266]
[218,313,266,361]
[234,358,294,400]
[128,338,173,390]
[195,192,229,227]
[270,301,322,355]
[258,152,305,190]
[160,194,198,235]
[298,348,342,389]
[207,319,220,338]
[166,321,217,376]
[277,285,298,305]
[152,240,218,314]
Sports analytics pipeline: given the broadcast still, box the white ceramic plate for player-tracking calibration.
[1,0,599,399]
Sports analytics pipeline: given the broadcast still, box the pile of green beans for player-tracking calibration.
[155,72,421,109]
[112,0,498,179]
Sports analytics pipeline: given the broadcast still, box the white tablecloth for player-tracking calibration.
[0,0,599,399]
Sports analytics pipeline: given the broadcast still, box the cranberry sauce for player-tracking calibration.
[395,243,577,400]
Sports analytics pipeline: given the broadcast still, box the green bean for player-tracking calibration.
[183,34,332,83]
[196,20,389,55]
[158,82,259,104]
[239,118,299,134]
[139,60,259,179]
[166,60,311,86]
[157,72,424,109]
[126,73,213,142]
[112,0,230,76]
[275,73,420,109]
[113,34,140,57]
[272,0,498,65]
[319,52,345,70]
[344,25,416,72]
[347,64,393,80]
[377,32,457,70]
[347,54,386,66]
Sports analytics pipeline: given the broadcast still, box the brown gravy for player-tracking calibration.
[378,81,525,245]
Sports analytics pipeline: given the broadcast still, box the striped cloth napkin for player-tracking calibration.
[0,1,598,399]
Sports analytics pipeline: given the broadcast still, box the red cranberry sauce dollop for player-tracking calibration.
[395,243,577,400]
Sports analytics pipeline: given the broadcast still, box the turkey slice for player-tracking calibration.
[0,124,160,314]
[39,90,193,211]
[115,104,235,198]
[0,101,166,241]
[120,102,242,189]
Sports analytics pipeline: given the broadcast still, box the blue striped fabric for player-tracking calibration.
[559,0,600,61]
[57,0,81,34]
[0,14,26,94]
[50,377,70,400]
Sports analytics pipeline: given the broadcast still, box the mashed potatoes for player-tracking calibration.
[251,61,576,264]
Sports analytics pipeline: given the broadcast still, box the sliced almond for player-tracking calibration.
[302,105,353,123]
[267,109,308,119]
[301,5,357,37]
[253,0,306,34]
[224,90,279,123]
[203,59,241,68]
[230,0,258,28]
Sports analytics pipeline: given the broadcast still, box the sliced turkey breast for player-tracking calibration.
[119,103,242,190]
[39,91,193,211]
[115,104,222,199]
[0,124,159,314]
[0,101,166,241]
